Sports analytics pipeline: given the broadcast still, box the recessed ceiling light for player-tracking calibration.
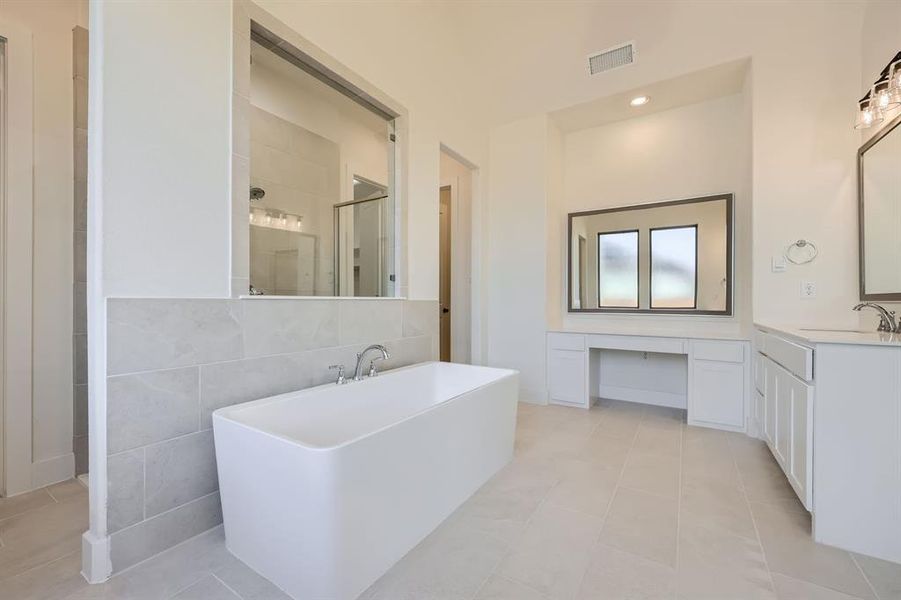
[630,95,650,107]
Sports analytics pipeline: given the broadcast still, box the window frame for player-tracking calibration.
[648,224,699,310]
[595,229,640,309]
[566,193,733,316]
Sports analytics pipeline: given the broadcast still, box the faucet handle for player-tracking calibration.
[328,364,346,385]
[367,356,387,378]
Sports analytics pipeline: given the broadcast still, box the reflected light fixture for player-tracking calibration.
[630,95,650,107]
[856,51,901,129]
[855,97,884,130]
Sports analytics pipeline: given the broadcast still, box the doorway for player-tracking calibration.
[438,147,474,364]
[439,186,452,361]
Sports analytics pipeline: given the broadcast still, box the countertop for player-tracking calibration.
[754,322,901,347]
[547,327,749,342]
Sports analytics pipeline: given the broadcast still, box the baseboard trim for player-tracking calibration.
[32,452,75,489]
[81,530,111,584]
[598,384,686,409]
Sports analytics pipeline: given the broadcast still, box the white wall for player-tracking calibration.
[486,115,552,402]
[99,0,232,298]
[1,0,88,488]
[561,94,751,331]
[471,1,866,331]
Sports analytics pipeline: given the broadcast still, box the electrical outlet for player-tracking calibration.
[800,281,817,298]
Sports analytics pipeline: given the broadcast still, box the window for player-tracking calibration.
[650,225,697,309]
[597,230,639,308]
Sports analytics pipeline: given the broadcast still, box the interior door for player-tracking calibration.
[439,186,451,361]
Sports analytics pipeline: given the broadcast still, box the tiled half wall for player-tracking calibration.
[105,297,438,572]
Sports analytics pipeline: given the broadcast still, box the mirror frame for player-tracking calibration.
[858,111,901,302]
[567,193,734,315]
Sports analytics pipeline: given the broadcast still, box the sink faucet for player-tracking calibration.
[853,302,899,333]
[353,344,390,381]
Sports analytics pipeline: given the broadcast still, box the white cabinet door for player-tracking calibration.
[787,373,813,509]
[763,358,777,447]
[761,355,813,510]
[689,359,745,429]
[547,348,586,407]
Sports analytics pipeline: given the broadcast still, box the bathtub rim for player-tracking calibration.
[212,361,519,452]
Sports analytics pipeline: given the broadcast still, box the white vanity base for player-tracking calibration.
[213,362,518,600]
[547,331,750,432]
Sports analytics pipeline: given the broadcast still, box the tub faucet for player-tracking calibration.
[853,302,899,333]
[354,344,390,381]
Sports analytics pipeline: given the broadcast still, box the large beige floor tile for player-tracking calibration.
[499,503,603,599]
[680,477,757,540]
[598,487,678,567]
[677,520,775,599]
[752,504,875,599]
[0,551,90,600]
[853,553,901,600]
[593,411,642,442]
[0,493,87,580]
[474,574,548,600]
[771,573,866,600]
[619,450,681,499]
[366,522,508,600]
[0,488,55,522]
[46,479,88,503]
[632,421,683,458]
[544,460,619,517]
[577,543,676,599]
[577,433,634,470]
[170,574,241,599]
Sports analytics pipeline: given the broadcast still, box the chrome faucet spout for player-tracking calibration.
[353,344,390,381]
[853,302,899,333]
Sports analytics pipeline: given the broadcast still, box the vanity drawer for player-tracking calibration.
[754,329,768,353]
[762,334,813,382]
[692,340,744,364]
[548,332,585,351]
[585,334,686,354]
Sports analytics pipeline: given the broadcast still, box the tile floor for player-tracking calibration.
[3,400,901,600]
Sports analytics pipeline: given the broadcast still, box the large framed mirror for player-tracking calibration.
[568,194,733,315]
[859,113,901,301]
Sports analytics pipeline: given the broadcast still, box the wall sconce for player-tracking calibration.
[856,51,901,129]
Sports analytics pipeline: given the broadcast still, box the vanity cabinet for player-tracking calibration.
[688,340,747,431]
[547,333,587,407]
[755,330,813,510]
[545,331,749,431]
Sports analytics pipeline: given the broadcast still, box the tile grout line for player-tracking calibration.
[209,572,245,599]
[674,414,685,577]
[466,405,604,600]
[466,461,559,600]
[849,552,882,600]
[570,405,645,599]
[0,549,81,584]
[729,435,779,597]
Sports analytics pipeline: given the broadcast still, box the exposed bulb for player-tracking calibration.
[280,214,287,227]
[265,214,272,225]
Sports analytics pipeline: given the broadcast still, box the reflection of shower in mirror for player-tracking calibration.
[249,186,265,201]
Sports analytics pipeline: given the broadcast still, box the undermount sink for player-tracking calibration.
[799,328,871,333]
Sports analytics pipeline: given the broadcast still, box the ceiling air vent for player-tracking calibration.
[588,42,636,75]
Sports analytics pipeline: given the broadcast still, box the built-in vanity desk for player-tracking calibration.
[754,323,901,563]
[547,330,751,432]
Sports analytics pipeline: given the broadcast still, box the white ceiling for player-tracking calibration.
[550,58,750,133]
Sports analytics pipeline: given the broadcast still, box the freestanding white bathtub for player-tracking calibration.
[212,361,518,600]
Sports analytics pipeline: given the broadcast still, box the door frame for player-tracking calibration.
[0,19,34,497]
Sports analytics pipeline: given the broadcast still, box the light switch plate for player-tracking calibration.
[772,256,787,273]
[800,281,816,298]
